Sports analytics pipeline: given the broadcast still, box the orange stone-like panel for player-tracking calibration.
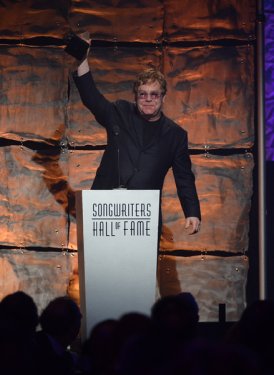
[158,254,248,321]
[0,249,76,314]
[164,0,256,42]
[163,45,254,149]
[68,0,164,42]
[0,46,68,144]
[0,0,68,39]
[161,153,254,252]
[0,146,68,248]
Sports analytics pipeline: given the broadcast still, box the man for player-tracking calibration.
[73,40,201,235]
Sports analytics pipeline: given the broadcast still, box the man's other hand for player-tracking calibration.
[185,217,201,235]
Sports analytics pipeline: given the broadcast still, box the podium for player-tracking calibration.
[76,189,160,340]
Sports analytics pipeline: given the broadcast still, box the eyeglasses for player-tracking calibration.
[137,91,163,100]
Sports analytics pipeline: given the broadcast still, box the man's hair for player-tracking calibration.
[133,68,167,95]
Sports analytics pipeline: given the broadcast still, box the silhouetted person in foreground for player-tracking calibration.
[151,292,199,342]
[225,299,274,374]
[115,294,199,375]
[79,313,152,375]
[0,290,39,337]
[0,291,39,375]
[114,312,152,353]
[173,338,261,375]
[35,296,82,375]
[79,319,118,375]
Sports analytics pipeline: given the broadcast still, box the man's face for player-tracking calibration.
[135,80,165,122]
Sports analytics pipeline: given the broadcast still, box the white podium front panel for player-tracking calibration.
[76,189,160,339]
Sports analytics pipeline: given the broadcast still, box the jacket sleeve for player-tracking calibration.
[73,71,115,129]
[172,130,201,220]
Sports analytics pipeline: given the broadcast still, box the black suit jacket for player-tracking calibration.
[74,72,201,220]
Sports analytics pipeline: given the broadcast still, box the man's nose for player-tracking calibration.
[145,94,153,101]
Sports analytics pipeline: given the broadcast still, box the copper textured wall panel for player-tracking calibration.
[0,146,68,248]
[0,1,68,39]
[0,249,75,313]
[0,0,256,42]
[0,46,67,144]
[0,249,248,321]
[67,150,104,250]
[164,0,256,42]
[68,0,164,42]
[161,153,253,252]
[158,254,248,321]
[0,147,253,253]
[0,147,104,249]
[164,45,254,149]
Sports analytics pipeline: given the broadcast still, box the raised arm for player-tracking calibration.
[72,35,115,128]
[77,56,90,77]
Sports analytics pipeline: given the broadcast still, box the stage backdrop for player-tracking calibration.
[0,0,256,321]
[265,0,274,160]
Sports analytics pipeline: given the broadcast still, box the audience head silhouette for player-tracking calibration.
[151,292,199,341]
[39,296,82,348]
[226,299,274,373]
[1,291,273,375]
[0,291,39,374]
[0,290,38,337]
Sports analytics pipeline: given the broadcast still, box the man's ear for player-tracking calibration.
[162,94,166,103]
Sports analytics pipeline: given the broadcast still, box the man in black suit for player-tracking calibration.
[73,39,201,235]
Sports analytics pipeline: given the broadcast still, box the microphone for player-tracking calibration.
[112,125,125,189]
[113,125,120,136]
